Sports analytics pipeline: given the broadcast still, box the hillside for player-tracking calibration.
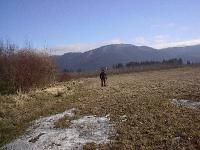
[161,45,200,62]
[54,44,200,71]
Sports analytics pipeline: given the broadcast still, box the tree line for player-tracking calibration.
[112,58,184,69]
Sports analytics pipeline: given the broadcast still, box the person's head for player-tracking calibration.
[101,69,104,72]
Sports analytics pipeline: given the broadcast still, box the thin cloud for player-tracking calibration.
[153,35,169,43]
[153,38,200,49]
[151,22,176,28]
[179,26,190,32]
[51,39,123,55]
[133,37,146,45]
[50,37,200,55]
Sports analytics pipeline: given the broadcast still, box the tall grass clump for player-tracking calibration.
[0,41,57,94]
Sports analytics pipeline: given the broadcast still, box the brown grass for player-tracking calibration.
[54,113,80,129]
[1,66,200,149]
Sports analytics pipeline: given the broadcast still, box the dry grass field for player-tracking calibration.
[1,66,200,149]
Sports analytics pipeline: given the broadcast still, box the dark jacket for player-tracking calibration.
[100,71,107,80]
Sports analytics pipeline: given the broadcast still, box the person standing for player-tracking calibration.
[100,69,107,87]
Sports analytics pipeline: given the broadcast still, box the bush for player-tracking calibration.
[0,49,57,94]
[58,72,72,82]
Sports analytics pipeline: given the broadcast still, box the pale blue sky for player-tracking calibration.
[0,0,200,54]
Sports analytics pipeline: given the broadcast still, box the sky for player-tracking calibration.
[0,0,200,54]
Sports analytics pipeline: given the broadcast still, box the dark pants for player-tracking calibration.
[101,78,106,87]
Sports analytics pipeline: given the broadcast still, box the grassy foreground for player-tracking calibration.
[1,66,200,149]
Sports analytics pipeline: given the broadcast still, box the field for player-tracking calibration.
[1,66,200,149]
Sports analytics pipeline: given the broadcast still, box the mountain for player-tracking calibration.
[161,45,200,63]
[53,44,200,71]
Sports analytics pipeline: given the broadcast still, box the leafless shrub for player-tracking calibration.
[0,41,57,94]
